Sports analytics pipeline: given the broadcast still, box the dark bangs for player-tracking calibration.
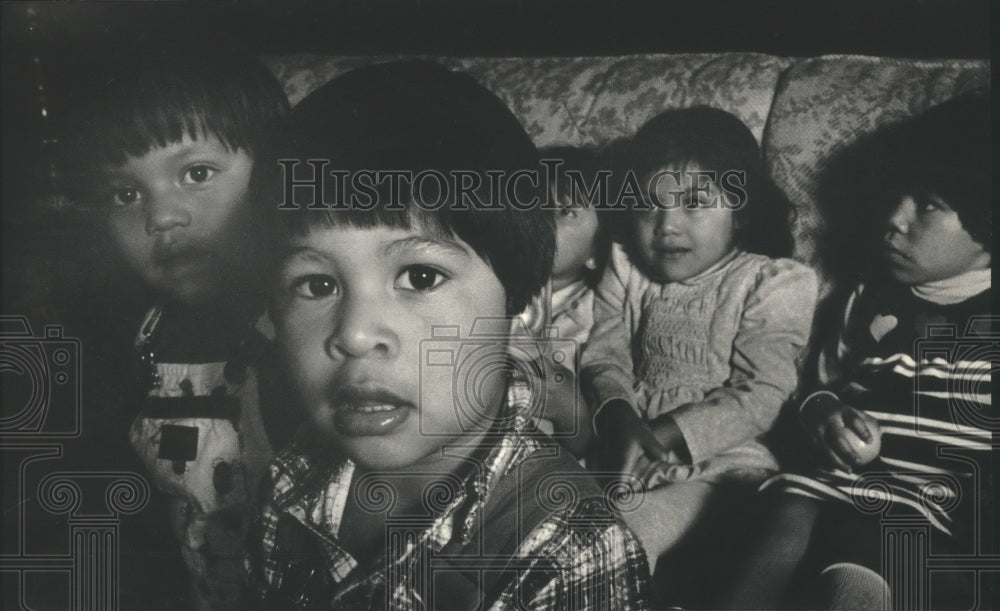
[879,92,991,250]
[62,49,288,202]
[271,173,554,316]
[99,61,288,165]
[260,60,556,315]
[625,106,794,258]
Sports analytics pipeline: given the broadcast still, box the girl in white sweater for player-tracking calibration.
[582,107,818,571]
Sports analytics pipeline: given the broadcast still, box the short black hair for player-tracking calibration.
[622,106,795,258]
[61,45,289,205]
[256,60,555,315]
[880,90,991,250]
[540,145,613,287]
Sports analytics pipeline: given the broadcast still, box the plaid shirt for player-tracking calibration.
[246,379,651,610]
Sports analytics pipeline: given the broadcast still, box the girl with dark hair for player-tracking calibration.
[582,106,818,572]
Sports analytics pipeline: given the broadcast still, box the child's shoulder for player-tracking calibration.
[608,240,638,276]
[478,443,650,602]
[487,441,606,526]
[722,252,818,302]
[728,251,816,281]
[265,433,348,503]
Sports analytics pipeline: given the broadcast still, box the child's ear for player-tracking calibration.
[584,256,597,271]
[259,306,278,341]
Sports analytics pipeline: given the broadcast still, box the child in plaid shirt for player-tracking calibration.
[245,61,651,609]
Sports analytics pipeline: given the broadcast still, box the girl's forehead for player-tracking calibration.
[646,162,724,193]
[645,160,712,178]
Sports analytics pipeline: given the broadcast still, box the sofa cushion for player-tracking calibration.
[264,53,791,146]
[763,55,989,276]
[263,52,989,291]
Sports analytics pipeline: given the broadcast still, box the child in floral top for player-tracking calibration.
[64,46,289,610]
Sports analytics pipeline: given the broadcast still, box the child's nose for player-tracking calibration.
[887,196,916,234]
[145,190,192,235]
[654,209,682,235]
[326,293,397,360]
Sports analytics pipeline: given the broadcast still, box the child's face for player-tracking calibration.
[102,135,258,305]
[551,191,600,291]
[632,164,737,283]
[883,194,990,284]
[272,221,509,471]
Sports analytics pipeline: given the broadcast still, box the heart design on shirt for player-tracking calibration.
[869,314,899,342]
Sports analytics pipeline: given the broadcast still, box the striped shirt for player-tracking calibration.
[765,283,993,544]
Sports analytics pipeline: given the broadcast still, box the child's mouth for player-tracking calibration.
[334,403,411,436]
[350,404,398,413]
[154,247,207,269]
[883,243,910,261]
[331,387,413,436]
[653,246,690,259]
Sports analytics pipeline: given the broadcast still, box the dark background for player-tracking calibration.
[1,0,992,210]
[0,4,993,606]
[0,0,992,304]
[2,0,992,58]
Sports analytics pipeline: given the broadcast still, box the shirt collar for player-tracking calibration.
[551,280,590,311]
[269,375,541,576]
[911,268,991,305]
[674,248,742,285]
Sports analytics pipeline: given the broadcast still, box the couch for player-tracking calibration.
[3,52,988,610]
[263,53,991,607]
[263,52,989,291]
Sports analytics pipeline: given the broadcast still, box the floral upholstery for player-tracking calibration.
[263,53,989,289]
[263,53,790,145]
[763,56,989,271]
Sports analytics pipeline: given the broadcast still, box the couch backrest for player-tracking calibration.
[761,56,988,271]
[264,53,989,288]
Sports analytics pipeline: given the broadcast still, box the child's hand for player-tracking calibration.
[648,413,692,464]
[596,400,671,477]
[801,392,882,471]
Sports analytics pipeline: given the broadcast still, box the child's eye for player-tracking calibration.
[396,265,448,292]
[680,193,714,209]
[291,274,338,299]
[111,187,141,207]
[182,165,217,184]
[917,195,949,213]
[559,207,580,219]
